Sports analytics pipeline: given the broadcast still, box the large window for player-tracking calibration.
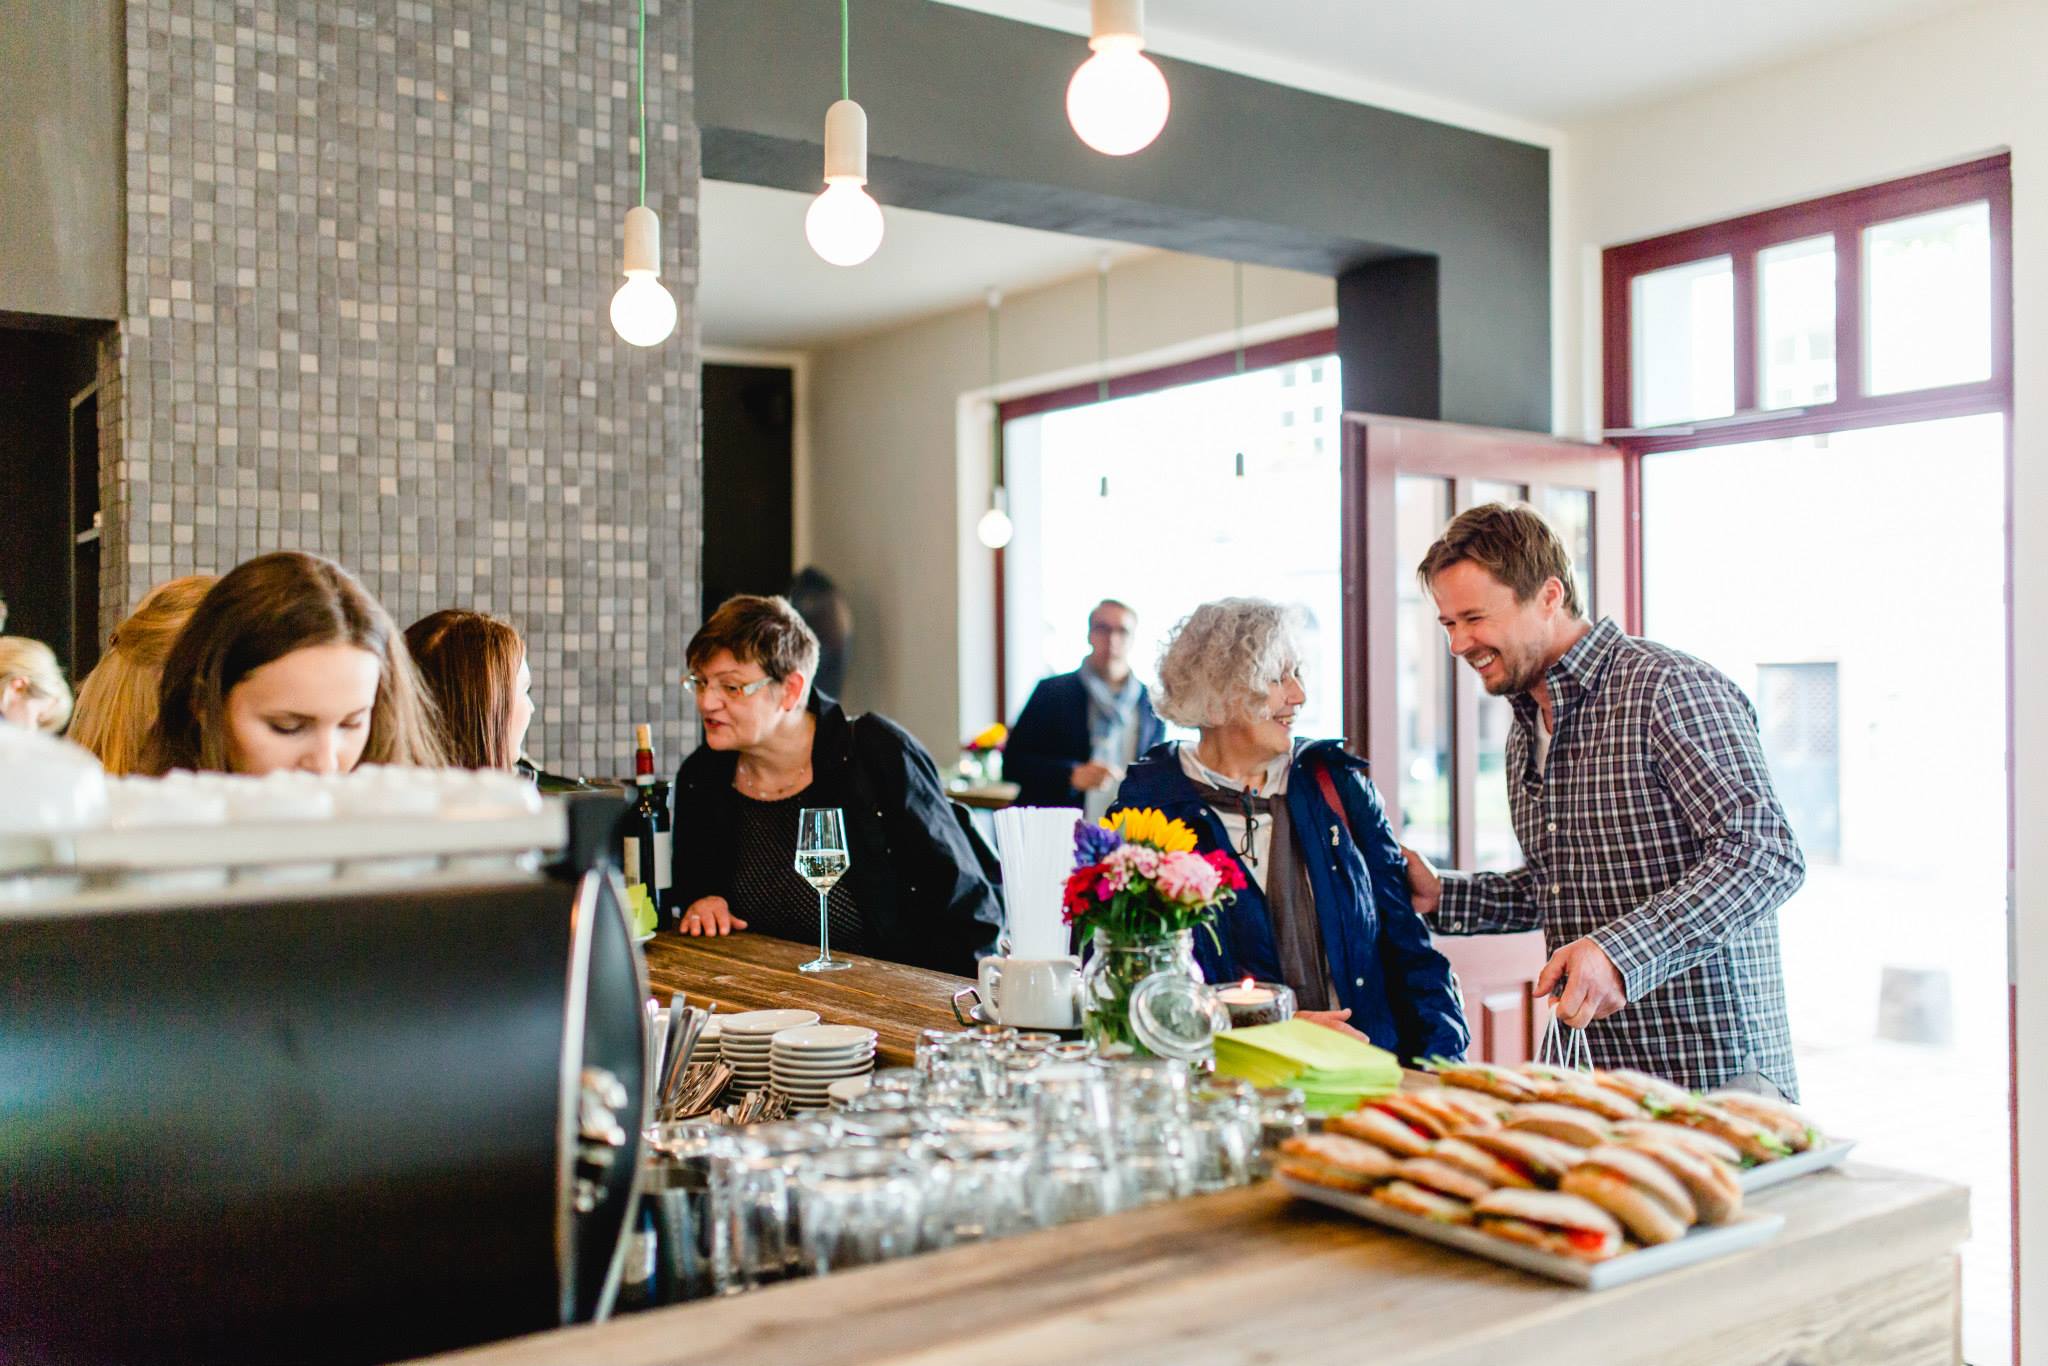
[1606,155,2012,1366]
[1001,347,1343,742]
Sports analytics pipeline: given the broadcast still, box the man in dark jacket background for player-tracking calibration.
[1005,599,1165,817]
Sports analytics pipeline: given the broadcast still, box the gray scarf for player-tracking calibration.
[1187,779,1332,1011]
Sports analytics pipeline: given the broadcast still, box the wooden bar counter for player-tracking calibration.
[640,931,969,1068]
[432,931,1974,1366]
[426,1161,1967,1366]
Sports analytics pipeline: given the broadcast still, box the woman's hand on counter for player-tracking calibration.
[1298,1007,1369,1041]
[678,896,748,937]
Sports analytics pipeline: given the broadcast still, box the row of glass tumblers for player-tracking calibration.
[635,1039,1309,1303]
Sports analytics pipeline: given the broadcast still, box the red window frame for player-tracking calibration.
[988,327,1338,721]
[1603,152,2017,1358]
[1602,153,2013,631]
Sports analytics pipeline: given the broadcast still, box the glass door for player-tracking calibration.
[1345,416,1623,1062]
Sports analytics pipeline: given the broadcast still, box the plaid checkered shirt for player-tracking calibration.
[1434,617,1805,1098]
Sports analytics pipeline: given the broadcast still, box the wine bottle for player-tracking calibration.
[621,724,674,913]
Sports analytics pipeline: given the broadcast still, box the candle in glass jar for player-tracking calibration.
[1217,978,1295,1028]
[1217,981,1275,1007]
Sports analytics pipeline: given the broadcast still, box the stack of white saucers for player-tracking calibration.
[719,1009,820,1093]
[769,1025,878,1110]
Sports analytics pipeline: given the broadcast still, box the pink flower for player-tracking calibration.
[1155,849,1222,904]
[1104,845,1160,882]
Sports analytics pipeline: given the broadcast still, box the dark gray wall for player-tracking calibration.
[0,0,124,320]
[118,0,702,778]
[695,0,1550,430]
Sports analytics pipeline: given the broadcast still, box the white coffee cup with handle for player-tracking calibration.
[977,955,1083,1030]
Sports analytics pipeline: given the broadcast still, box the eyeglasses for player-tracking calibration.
[683,673,776,701]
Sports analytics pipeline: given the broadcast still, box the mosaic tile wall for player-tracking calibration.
[119,0,700,778]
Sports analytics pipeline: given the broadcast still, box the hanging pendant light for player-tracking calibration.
[806,0,885,267]
[977,289,1014,549]
[610,0,677,346]
[1067,0,1170,157]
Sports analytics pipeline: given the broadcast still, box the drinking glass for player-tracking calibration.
[797,1149,928,1274]
[1187,1084,1257,1193]
[1251,1085,1308,1178]
[922,1123,1035,1249]
[794,807,852,973]
[1024,1064,1120,1226]
[722,1119,839,1289]
[638,1122,739,1301]
[1109,1060,1193,1207]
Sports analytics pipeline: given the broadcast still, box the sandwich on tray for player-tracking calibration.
[1659,1099,1795,1164]
[1433,1060,1545,1104]
[1503,1102,1614,1149]
[1593,1067,1696,1112]
[1609,1120,1743,1169]
[1429,1136,1541,1191]
[1453,1130,1586,1189]
[1275,1133,1401,1192]
[1558,1145,1699,1246]
[1471,1189,1625,1263]
[1327,1105,1438,1159]
[1705,1090,1820,1153]
[1618,1136,1743,1225]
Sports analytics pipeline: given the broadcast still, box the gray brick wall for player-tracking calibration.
[118,0,700,777]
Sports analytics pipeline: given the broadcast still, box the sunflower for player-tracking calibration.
[1098,807,1198,854]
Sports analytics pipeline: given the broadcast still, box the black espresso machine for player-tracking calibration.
[0,788,649,1364]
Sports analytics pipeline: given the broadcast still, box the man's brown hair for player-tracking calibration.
[688,594,822,690]
[1416,502,1584,619]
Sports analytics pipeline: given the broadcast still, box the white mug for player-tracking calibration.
[977,955,1083,1030]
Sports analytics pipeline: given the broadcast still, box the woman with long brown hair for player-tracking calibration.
[143,552,445,775]
[69,575,219,774]
[403,609,534,771]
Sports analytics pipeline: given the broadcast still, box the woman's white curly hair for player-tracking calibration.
[1153,598,1308,729]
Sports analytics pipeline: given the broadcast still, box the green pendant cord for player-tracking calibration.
[637,0,648,206]
[841,0,851,101]
[988,295,1004,489]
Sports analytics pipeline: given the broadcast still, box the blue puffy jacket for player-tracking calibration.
[1110,740,1468,1063]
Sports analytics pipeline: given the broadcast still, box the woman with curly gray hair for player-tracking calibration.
[1110,598,1468,1061]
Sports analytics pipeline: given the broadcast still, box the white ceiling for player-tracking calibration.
[701,0,1989,349]
[696,179,1149,351]
[937,0,1988,131]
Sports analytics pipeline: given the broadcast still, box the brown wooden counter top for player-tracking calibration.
[639,931,969,1069]
[420,1162,1967,1366]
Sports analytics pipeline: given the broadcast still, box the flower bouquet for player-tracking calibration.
[1063,809,1245,1057]
[957,722,1008,786]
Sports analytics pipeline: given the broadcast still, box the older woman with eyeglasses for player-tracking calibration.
[1108,597,1468,1061]
[668,594,1000,975]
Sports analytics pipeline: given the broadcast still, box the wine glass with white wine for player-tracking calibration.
[794,807,852,973]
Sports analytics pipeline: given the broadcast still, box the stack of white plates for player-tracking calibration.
[769,1025,878,1110]
[719,1009,820,1092]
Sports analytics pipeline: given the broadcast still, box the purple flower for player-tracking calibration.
[1073,819,1123,866]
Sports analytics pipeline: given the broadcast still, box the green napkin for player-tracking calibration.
[625,884,659,936]
[1214,1019,1401,1114]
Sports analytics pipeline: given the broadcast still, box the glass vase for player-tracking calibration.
[1079,929,1204,1060]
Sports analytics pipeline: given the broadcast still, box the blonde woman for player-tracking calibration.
[69,576,219,774]
[0,637,73,734]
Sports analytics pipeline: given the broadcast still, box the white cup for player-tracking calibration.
[977,956,1083,1030]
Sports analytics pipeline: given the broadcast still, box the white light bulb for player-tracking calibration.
[976,505,1014,550]
[806,180,886,267]
[610,270,677,347]
[1066,41,1170,156]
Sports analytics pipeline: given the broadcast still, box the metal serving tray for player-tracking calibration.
[1279,1176,1785,1289]
[1738,1139,1856,1193]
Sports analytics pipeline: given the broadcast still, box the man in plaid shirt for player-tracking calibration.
[1404,504,1805,1098]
